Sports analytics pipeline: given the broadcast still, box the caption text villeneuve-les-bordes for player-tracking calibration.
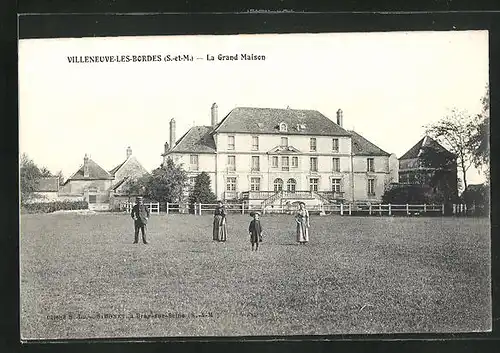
[67,53,266,63]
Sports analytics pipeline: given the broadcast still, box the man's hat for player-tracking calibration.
[136,196,143,200]
[250,211,261,217]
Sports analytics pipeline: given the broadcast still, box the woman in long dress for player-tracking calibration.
[295,202,310,245]
[213,200,227,242]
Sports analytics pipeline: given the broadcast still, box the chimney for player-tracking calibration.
[336,109,343,127]
[126,146,132,159]
[169,118,176,148]
[211,103,218,126]
[83,154,90,178]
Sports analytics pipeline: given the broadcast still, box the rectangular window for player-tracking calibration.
[332,138,339,152]
[228,135,235,150]
[252,136,259,151]
[226,177,237,192]
[309,178,319,192]
[189,155,199,171]
[282,156,289,171]
[332,178,342,193]
[310,138,317,151]
[250,177,261,191]
[88,195,97,204]
[291,156,298,168]
[251,156,260,171]
[227,155,236,171]
[367,158,374,172]
[272,156,278,168]
[368,178,375,196]
[332,158,340,172]
[281,137,288,147]
[310,157,318,172]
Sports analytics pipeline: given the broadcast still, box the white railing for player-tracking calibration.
[123,202,160,214]
[161,202,471,216]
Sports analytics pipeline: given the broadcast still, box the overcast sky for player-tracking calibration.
[19,31,488,184]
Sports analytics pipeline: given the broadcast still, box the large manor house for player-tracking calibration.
[163,103,400,208]
[33,103,458,210]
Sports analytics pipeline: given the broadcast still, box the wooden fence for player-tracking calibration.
[171,202,471,216]
[123,202,160,214]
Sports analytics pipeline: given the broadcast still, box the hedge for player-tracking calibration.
[21,200,89,214]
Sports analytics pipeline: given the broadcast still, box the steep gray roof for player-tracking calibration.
[167,126,216,154]
[349,130,390,156]
[400,136,455,160]
[67,158,114,181]
[214,107,351,136]
[109,160,127,175]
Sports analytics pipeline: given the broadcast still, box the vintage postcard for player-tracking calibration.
[19,31,490,340]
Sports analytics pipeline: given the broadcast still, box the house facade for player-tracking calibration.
[60,154,115,210]
[162,103,398,208]
[398,135,458,201]
[109,146,150,208]
[60,147,149,210]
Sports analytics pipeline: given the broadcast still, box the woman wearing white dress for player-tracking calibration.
[295,202,310,245]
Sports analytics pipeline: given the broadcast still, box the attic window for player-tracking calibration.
[296,123,306,131]
[279,122,288,132]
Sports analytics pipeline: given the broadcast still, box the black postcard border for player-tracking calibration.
[5,9,500,353]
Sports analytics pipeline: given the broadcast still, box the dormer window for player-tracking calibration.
[279,122,288,132]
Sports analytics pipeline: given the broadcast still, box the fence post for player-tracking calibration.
[423,204,427,213]
[198,203,202,215]
[340,203,344,216]
[242,203,244,215]
[406,204,409,215]
[166,202,169,215]
[442,204,445,215]
[388,203,392,216]
[348,203,352,216]
[464,204,467,216]
[369,204,372,216]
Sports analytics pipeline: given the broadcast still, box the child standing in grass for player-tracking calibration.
[249,212,263,251]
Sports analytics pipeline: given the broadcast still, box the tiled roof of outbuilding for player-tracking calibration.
[67,158,114,181]
[35,177,59,192]
[400,136,455,160]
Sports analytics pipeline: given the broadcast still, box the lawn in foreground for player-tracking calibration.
[20,213,491,339]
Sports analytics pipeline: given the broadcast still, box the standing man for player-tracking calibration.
[131,196,149,244]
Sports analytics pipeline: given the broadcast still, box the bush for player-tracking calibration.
[21,201,89,214]
[382,184,435,204]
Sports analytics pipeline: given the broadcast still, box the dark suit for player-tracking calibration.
[131,203,150,243]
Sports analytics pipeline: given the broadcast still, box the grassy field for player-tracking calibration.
[20,212,491,339]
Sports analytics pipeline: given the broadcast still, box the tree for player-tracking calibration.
[189,172,217,204]
[382,184,435,204]
[470,84,490,181]
[20,153,43,204]
[145,158,187,204]
[122,174,150,200]
[39,167,52,177]
[55,170,65,186]
[424,108,477,192]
